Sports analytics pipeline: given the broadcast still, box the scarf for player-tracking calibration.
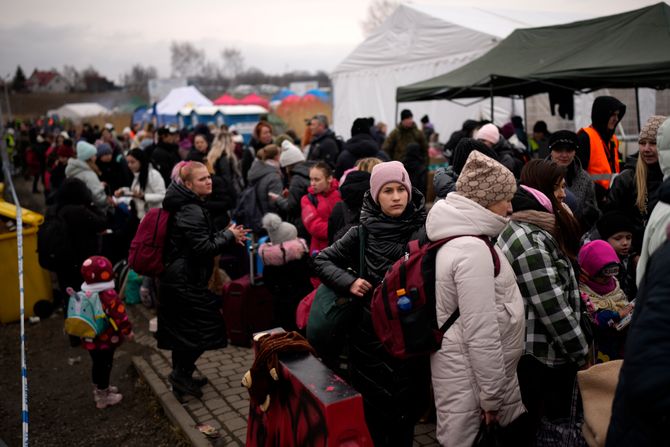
[511,209,556,235]
[81,280,115,293]
[579,279,629,313]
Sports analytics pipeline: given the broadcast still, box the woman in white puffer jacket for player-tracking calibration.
[426,151,526,446]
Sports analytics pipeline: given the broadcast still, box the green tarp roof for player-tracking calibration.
[397,2,670,102]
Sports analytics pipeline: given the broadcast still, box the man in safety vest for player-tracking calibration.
[577,96,626,207]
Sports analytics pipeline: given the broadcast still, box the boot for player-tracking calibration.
[192,373,208,388]
[169,371,203,400]
[94,388,123,409]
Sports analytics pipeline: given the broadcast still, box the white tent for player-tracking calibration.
[47,102,111,121]
[155,86,212,115]
[331,4,587,137]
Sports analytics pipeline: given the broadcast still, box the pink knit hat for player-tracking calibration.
[475,123,500,145]
[369,161,412,204]
[578,240,620,277]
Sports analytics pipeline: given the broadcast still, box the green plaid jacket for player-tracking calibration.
[497,220,588,367]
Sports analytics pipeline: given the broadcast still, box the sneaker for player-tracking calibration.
[94,388,123,409]
[93,385,118,401]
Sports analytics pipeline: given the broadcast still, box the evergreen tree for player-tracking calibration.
[11,66,27,92]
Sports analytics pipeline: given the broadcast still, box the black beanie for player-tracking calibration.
[400,109,413,120]
[597,211,636,240]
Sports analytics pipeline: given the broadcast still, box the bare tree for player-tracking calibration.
[62,65,82,91]
[221,47,245,80]
[361,0,399,36]
[122,64,158,90]
[170,41,206,78]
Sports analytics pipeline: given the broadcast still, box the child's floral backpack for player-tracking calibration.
[64,288,112,338]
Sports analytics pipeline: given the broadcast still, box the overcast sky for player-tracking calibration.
[0,0,662,83]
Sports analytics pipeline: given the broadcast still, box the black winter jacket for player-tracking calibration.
[150,142,180,188]
[608,157,663,228]
[334,133,387,179]
[607,239,670,447]
[328,170,371,244]
[314,189,430,424]
[307,129,340,168]
[157,183,235,351]
[275,162,312,240]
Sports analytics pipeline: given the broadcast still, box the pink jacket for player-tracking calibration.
[301,178,341,254]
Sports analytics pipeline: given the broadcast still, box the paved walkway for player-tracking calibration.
[129,305,439,446]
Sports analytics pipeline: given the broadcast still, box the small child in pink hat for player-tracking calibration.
[76,256,134,408]
[578,240,633,363]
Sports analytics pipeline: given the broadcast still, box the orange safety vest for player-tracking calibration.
[581,126,620,190]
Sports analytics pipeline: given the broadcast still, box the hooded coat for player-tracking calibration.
[427,193,525,446]
[301,178,341,254]
[577,96,626,177]
[328,170,371,244]
[334,133,387,179]
[65,158,109,211]
[637,118,670,283]
[313,189,430,438]
[157,183,235,351]
[246,158,284,216]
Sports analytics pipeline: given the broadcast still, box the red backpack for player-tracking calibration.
[128,208,171,276]
[371,235,500,360]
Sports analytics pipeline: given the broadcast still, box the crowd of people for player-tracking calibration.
[4,96,670,446]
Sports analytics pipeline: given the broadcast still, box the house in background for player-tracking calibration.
[26,70,70,93]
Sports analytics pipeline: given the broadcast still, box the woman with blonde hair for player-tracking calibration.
[158,160,248,400]
[207,131,243,195]
[609,115,667,231]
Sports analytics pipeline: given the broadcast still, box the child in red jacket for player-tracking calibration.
[301,162,342,256]
[78,256,134,409]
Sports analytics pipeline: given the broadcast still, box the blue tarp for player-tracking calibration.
[272,88,296,101]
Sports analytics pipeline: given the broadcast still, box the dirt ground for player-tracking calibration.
[0,310,188,447]
[0,176,187,447]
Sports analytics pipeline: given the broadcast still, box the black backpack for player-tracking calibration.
[38,208,74,271]
[232,184,264,234]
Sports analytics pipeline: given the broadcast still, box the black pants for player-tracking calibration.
[171,349,204,377]
[517,355,578,442]
[89,348,115,390]
[363,404,415,447]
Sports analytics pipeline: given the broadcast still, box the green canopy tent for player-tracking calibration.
[396,2,670,127]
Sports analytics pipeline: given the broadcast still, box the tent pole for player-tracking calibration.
[490,85,494,123]
[635,87,641,133]
[395,102,399,125]
[523,96,528,137]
